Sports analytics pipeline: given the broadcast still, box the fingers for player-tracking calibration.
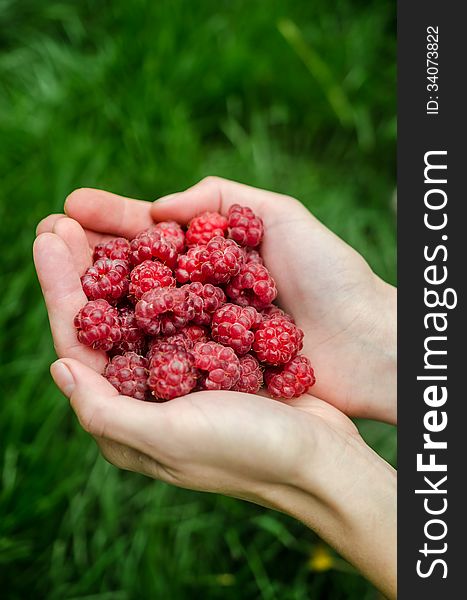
[33,233,106,371]
[65,188,154,238]
[51,358,167,455]
[52,217,92,275]
[151,176,304,225]
[47,179,306,251]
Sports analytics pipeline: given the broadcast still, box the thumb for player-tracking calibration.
[50,358,165,454]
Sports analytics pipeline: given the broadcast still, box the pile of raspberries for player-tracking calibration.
[74,204,316,401]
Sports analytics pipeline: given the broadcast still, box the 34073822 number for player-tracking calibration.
[426,26,439,91]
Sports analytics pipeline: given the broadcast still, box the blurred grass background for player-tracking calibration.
[0,0,396,598]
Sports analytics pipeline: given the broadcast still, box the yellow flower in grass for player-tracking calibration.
[308,544,334,572]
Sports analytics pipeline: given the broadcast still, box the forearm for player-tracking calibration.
[261,435,397,599]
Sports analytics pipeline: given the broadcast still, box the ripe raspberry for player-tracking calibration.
[130,228,178,268]
[176,236,244,284]
[148,343,199,401]
[252,317,303,365]
[185,211,228,247]
[81,258,130,304]
[227,204,264,247]
[74,299,121,351]
[129,259,175,301]
[135,287,195,336]
[93,237,130,262]
[211,303,261,355]
[104,352,149,401]
[111,306,146,355]
[175,324,210,347]
[261,305,294,323]
[182,282,226,325]
[265,355,316,399]
[243,248,264,265]
[226,263,277,310]
[192,341,240,390]
[153,220,185,253]
[147,324,209,361]
[232,354,263,394]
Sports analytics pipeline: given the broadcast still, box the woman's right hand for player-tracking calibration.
[149,177,397,423]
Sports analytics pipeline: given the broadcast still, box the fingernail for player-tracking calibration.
[50,361,75,396]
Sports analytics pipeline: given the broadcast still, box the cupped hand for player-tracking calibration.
[37,177,396,423]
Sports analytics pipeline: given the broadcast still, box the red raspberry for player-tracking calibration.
[104,352,149,401]
[74,299,121,351]
[226,263,277,310]
[182,282,226,325]
[176,236,244,284]
[111,306,146,355]
[175,324,210,347]
[211,303,261,355]
[185,211,228,247]
[261,305,294,323]
[265,355,316,399]
[227,204,264,247]
[148,343,199,401]
[135,287,195,336]
[130,228,178,268]
[93,237,130,261]
[243,248,264,265]
[153,220,185,253]
[81,258,130,304]
[232,354,263,394]
[192,341,240,390]
[147,324,209,361]
[129,259,175,301]
[252,317,303,365]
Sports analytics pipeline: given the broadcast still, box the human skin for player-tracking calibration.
[34,177,397,598]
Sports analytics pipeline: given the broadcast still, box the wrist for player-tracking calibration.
[261,431,396,599]
[347,276,396,424]
[366,278,397,423]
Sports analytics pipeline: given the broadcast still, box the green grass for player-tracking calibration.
[0,0,395,598]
